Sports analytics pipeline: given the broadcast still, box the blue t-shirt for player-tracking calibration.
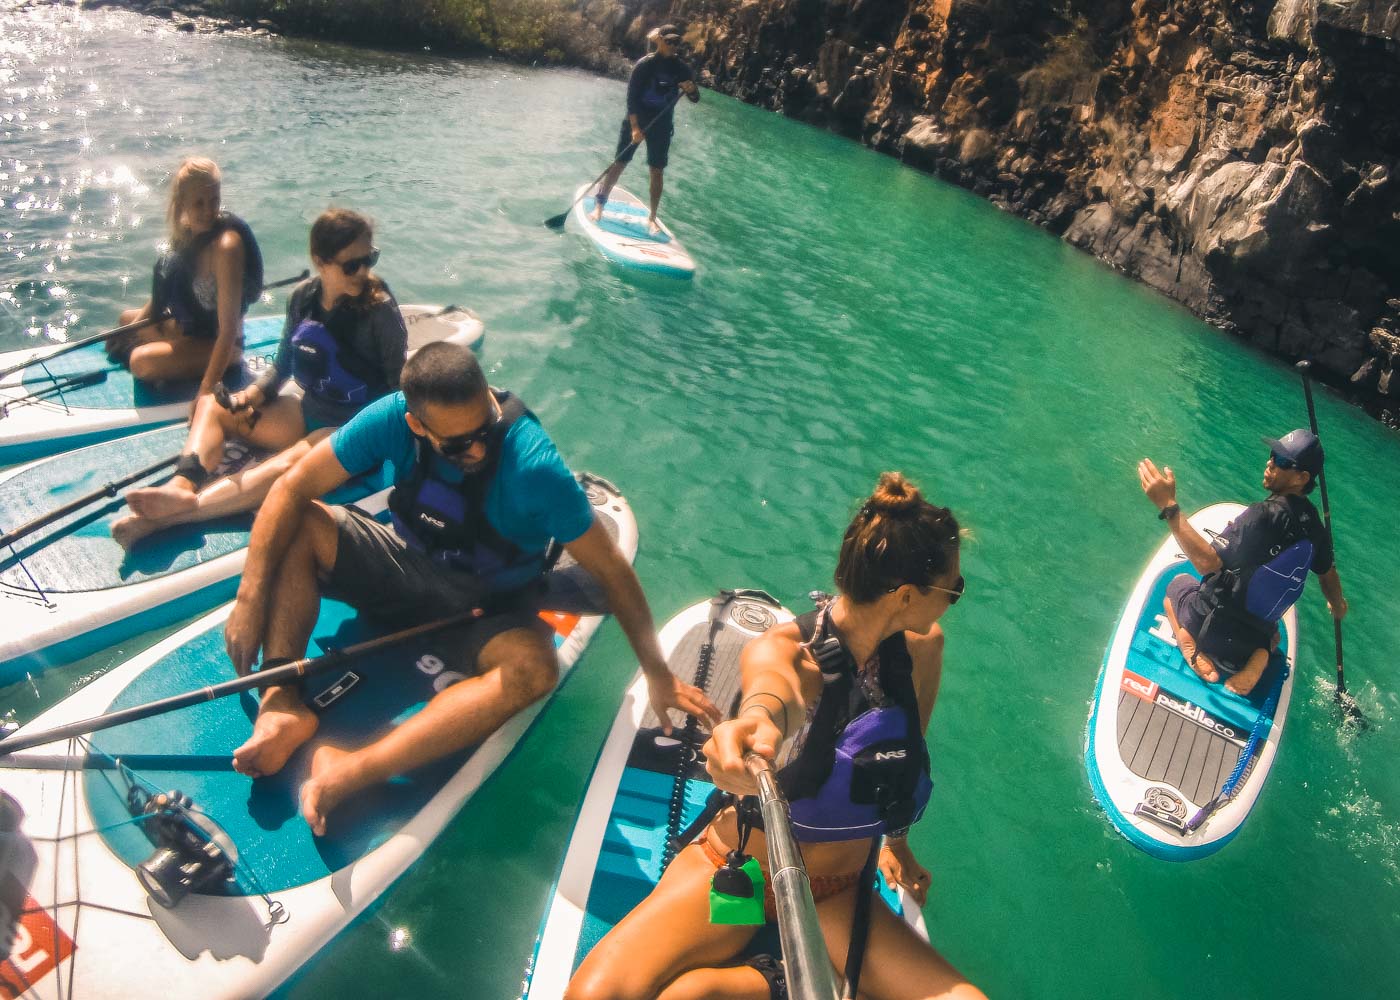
[330,392,595,588]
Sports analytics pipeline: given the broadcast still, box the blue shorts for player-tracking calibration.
[1166,574,1269,674]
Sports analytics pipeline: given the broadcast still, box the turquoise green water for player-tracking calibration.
[3,6,1399,997]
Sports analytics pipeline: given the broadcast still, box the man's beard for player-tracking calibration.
[447,451,492,476]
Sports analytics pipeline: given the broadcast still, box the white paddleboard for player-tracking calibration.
[1086,503,1298,861]
[570,184,696,278]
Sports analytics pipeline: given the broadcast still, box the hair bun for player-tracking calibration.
[865,471,923,516]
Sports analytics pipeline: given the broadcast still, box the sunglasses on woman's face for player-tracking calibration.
[888,575,966,605]
[336,247,380,276]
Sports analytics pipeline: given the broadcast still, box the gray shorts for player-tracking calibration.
[323,504,551,661]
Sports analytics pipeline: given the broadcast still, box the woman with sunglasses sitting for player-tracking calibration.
[112,208,407,547]
[567,472,985,1000]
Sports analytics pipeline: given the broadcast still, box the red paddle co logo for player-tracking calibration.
[1120,671,1159,702]
[3,896,74,997]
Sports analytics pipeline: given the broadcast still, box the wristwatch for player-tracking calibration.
[1158,503,1181,521]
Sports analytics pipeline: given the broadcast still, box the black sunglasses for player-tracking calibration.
[1269,451,1298,470]
[414,409,496,457]
[889,574,965,605]
[337,246,380,276]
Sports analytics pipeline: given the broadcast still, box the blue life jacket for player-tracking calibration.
[150,213,263,339]
[1210,499,1317,640]
[386,391,549,586]
[289,315,382,407]
[778,603,932,842]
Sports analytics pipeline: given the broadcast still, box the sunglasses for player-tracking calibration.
[414,409,496,458]
[889,575,965,605]
[336,247,380,276]
[1269,451,1298,470]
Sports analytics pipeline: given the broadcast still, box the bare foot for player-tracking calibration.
[126,483,198,519]
[300,744,366,836]
[647,216,661,235]
[1176,631,1219,683]
[590,201,604,222]
[232,687,319,778]
[110,512,163,549]
[1225,647,1271,696]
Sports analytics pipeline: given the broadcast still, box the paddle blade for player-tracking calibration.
[1336,689,1369,730]
[544,212,569,230]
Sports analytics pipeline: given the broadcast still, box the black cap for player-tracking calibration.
[1262,428,1324,475]
[650,23,683,44]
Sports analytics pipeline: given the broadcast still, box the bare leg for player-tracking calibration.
[592,160,627,220]
[566,843,761,1000]
[816,883,987,1000]
[107,302,154,360]
[648,166,664,231]
[113,430,330,548]
[230,502,338,778]
[1165,596,1219,683]
[117,402,318,542]
[656,966,771,1000]
[128,330,234,384]
[300,622,557,835]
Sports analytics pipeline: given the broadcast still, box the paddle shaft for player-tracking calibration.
[0,269,308,381]
[545,92,684,228]
[0,453,179,550]
[1297,362,1347,696]
[745,755,841,1000]
[0,609,483,757]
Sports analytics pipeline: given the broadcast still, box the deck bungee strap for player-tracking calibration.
[1183,661,1290,834]
[0,367,109,418]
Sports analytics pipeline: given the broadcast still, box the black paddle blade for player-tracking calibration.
[544,212,569,230]
[1336,689,1369,731]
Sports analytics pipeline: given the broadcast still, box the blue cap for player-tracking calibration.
[1262,428,1324,475]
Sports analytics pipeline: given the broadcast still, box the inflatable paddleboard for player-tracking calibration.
[524,590,927,997]
[0,473,632,999]
[1086,503,1297,861]
[570,184,696,279]
[0,304,483,466]
[0,305,485,684]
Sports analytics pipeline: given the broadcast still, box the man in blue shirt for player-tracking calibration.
[591,24,700,233]
[225,341,719,834]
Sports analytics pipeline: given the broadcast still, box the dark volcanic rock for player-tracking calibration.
[585,0,1400,423]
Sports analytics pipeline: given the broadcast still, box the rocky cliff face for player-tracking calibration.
[589,0,1400,423]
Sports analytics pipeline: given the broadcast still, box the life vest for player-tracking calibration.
[150,213,264,338]
[386,391,548,584]
[776,602,933,842]
[1207,496,1317,641]
[288,312,383,407]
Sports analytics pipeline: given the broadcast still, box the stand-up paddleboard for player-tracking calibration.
[0,305,486,684]
[524,590,927,997]
[0,305,484,466]
[1086,503,1297,861]
[0,473,632,999]
[570,184,696,279]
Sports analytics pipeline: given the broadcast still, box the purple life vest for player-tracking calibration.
[779,603,933,842]
[290,318,373,407]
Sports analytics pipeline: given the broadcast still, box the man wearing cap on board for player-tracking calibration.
[591,23,700,234]
[1137,429,1348,695]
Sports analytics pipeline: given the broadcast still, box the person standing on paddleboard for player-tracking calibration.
[111,208,407,549]
[1139,430,1348,695]
[591,24,699,234]
[568,473,986,1000]
[108,157,263,391]
[224,341,720,835]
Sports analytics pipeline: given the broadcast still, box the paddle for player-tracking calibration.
[1296,360,1366,727]
[543,92,684,230]
[0,453,182,551]
[0,609,482,758]
[744,754,841,1000]
[0,369,108,417]
[0,269,309,382]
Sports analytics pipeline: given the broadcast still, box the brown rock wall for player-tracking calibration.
[585,0,1400,424]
